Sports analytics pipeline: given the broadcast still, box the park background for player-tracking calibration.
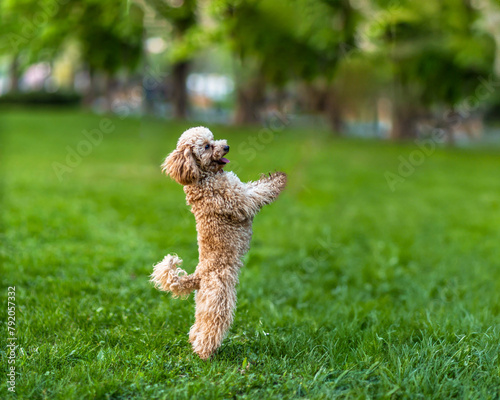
[1,0,500,399]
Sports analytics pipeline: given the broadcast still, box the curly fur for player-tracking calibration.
[151,126,287,360]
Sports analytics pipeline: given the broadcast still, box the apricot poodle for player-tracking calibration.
[150,126,287,360]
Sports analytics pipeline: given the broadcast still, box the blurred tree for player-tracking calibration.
[0,0,54,92]
[372,0,495,140]
[211,0,358,127]
[86,2,143,107]
[145,0,198,119]
[295,0,361,132]
[64,0,144,107]
[0,0,143,106]
[211,0,295,124]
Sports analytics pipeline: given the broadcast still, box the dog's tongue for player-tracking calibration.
[220,158,230,164]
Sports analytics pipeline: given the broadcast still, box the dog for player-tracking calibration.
[150,126,287,360]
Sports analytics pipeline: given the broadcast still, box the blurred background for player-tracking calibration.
[1,0,500,144]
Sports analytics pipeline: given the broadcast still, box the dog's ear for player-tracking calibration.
[162,146,199,185]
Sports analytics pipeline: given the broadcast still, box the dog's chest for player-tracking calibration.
[184,175,233,208]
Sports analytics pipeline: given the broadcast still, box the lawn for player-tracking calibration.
[1,109,500,399]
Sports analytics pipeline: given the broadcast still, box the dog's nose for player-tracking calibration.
[224,145,230,152]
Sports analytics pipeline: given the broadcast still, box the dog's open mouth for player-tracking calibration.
[216,157,230,165]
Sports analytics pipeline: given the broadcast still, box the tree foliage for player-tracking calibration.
[373,0,495,107]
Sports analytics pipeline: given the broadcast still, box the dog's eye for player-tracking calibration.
[205,144,210,150]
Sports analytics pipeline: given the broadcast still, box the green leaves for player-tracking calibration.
[368,0,495,107]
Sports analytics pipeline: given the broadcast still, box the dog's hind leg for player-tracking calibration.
[190,281,237,360]
[150,255,200,297]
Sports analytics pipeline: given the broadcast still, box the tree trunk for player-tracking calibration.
[83,68,97,107]
[391,106,419,140]
[234,77,265,125]
[441,109,460,146]
[9,55,20,93]
[172,60,190,119]
[298,84,323,112]
[390,66,421,140]
[274,88,287,111]
[104,74,115,112]
[325,89,343,134]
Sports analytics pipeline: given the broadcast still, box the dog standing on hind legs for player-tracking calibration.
[150,126,287,360]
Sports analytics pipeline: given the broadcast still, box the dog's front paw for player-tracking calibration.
[270,171,287,192]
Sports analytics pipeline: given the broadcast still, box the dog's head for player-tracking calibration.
[162,127,230,185]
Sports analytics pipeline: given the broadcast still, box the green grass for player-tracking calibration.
[1,109,500,399]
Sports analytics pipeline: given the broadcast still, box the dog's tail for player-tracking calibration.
[150,255,200,298]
